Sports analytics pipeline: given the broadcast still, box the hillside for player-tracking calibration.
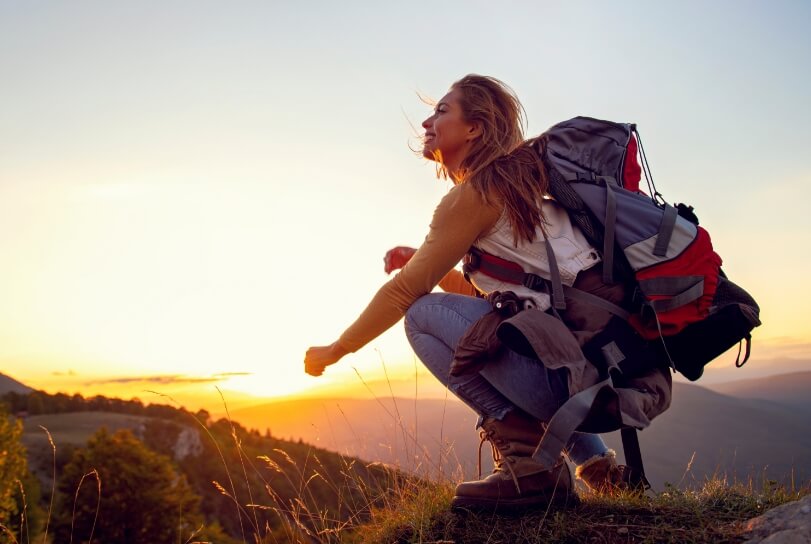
[610,382,811,488]
[231,395,483,478]
[21,411,151,486]
[342,478,810,544]
[0,372,32,395]
[13,400,811,544]
[231,380,811,490]
[6,377,810,542]
[706,370,811,410]
[7,393,404,542]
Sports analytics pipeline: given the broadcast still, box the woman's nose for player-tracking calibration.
[421,116,433,129]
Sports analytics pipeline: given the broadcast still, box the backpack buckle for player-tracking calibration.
[462,250,481,276]
[522,273,546,292]
[575,171,597,183]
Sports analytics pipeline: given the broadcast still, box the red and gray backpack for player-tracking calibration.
[463,117,761,486]
[466,116,760,380]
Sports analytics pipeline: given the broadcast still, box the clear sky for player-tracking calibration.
[1,1,809,407]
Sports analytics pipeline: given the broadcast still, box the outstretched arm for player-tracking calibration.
[304,183,499,375]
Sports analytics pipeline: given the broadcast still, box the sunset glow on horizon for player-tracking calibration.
[2,1,810,408]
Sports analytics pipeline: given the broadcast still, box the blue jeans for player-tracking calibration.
[404,292,608,465]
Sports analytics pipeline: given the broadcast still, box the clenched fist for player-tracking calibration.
[304,342,349,376]
[383,246,416,274]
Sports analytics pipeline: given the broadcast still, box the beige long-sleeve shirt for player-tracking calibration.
[338,183,499,352]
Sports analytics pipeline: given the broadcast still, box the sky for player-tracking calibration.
[1,1,810,409]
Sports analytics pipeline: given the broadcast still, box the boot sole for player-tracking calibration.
[451,491,579,514]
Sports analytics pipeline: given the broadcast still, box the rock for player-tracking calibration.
[173,426,203,460]
[744,495,811,543]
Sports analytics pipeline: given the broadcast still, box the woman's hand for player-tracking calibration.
[304,341,349,376]
[383,246,417,274]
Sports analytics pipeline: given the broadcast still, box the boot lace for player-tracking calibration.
[477,428,522,494]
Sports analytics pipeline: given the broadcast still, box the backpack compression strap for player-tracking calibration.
[531,377,615,469]
[564,177,682,283]
[531,371,651,490]
[463,247,631,320]
[603,178,618,284]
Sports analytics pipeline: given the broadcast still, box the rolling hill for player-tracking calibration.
[705,370,811,410]
[613,381,811,488]
[8,369,811,491]
[230,379,811,490]
[0,372,32,395]
[12,399,403,542]
[232,395,482,478]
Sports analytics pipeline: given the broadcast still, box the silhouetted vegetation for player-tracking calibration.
[0,403,42,543]
[1,389,188,421]
[2,389,404,542]
[5,389,808,543]
[51,427,226,543]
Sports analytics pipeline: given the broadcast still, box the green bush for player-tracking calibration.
[51,428,208,544]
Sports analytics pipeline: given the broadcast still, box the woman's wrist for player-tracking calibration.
[332,341,350,358]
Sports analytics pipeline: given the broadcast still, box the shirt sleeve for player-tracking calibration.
[338,184,499,352]
[438,269,479,296]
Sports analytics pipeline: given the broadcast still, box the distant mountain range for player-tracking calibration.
[231,373,811,490]
[705,371,811,410]
[6,369,810,490]
[621,379,811,488]
[233,395,481,479]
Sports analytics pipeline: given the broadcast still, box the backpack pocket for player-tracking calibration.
[660,302,760,381]
[658,277,760,380]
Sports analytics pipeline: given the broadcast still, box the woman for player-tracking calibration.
[304,75,626,510]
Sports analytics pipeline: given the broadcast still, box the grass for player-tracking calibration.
[7,430,810,544]
[250,362,811,543]
[8,388,811,544]
[338,476,809,544]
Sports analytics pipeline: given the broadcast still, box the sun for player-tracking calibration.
[219,371,316,399]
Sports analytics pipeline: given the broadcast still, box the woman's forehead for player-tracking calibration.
[438,88,462,107]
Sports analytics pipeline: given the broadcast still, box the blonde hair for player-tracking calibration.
[445,74,550,245]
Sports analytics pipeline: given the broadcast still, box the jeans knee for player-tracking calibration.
[404,294,435,340]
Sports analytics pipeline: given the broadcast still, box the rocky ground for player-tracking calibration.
[745,495,811,543]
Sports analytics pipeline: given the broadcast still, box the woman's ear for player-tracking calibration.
[467,122,483,142]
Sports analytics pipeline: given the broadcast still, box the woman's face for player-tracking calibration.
[421,88,479,169]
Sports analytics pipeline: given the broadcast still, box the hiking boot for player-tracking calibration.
[576,450,639,493]
[451,410,577,511]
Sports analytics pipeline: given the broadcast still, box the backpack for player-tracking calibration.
[462,117,761,487]
[466,116,761,380]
